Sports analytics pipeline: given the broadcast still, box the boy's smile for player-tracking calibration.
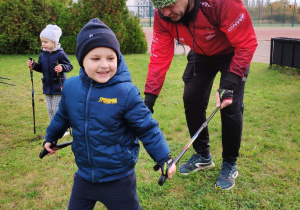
[83,47,118,83]
[98,71,109,77]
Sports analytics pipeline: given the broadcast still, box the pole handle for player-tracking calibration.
[39,141,72,159]
[158,175,167,186]
[29,57,33,73]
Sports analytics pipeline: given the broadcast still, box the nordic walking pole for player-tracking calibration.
[0,77,15,86]
[54,61,63,91]
[29,57,36,134]
[0,81,16,86]
[157,106,220,186]
[173,106,220,165]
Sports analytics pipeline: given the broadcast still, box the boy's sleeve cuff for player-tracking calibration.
[157,154,169,165]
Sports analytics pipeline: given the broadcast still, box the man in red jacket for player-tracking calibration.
[144,0,257,190]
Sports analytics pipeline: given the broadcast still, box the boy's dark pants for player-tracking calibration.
[68,172,142,210]
[182,51,249,163]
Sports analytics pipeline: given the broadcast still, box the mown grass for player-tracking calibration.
[0,54,299,209]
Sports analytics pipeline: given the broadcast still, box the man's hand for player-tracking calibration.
[144,101,154,113]
[144,93,157,114]
[216,89,233,109]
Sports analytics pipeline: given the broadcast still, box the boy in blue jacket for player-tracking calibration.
[42,18,176,210]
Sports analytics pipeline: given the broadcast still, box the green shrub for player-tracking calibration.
[0,0,67,54]
[123,15,148,54]
[58,0,147,55]
[0,0,147,55]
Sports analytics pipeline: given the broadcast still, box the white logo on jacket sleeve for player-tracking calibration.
[228,13,245,32]
[206,28,216,40]
[201,2,211,7]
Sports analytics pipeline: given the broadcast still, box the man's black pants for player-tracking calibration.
[182,51,249,163]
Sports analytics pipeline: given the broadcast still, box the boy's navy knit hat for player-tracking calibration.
[76,18,120,68]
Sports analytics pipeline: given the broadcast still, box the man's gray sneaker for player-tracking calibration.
[178,154,215,175]
[215,162,239,190]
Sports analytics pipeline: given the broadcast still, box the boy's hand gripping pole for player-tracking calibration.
[153,155,173,186]
[39,141,72,159]
[29,57,36,134]
[157,106,220,186]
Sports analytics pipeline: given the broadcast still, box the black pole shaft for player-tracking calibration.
[173,106,220,165]
[0,81,15,86]
[158,106,220,186]
[29,57,36,134]
[0,77,11,80]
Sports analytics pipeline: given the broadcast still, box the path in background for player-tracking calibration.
[143,27,300,64]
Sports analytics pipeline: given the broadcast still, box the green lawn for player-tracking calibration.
[0,54,299,209]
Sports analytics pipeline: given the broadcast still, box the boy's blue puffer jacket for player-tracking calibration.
[33,47,73,95]
[45,54,170,183]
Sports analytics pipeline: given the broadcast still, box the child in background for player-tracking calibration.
[27,24,73,123]
[42,18,176,209]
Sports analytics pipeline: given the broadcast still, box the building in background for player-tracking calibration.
[126,0,154,18]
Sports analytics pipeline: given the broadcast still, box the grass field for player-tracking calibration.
[0,54,299,209]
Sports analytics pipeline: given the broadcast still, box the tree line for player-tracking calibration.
[245,0,300,24]
[0,0,147,55]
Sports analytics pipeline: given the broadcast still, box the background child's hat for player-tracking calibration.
[40,24,62,44]
[76,18,120,68]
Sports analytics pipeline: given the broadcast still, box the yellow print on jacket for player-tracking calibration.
[98,97,117,104]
